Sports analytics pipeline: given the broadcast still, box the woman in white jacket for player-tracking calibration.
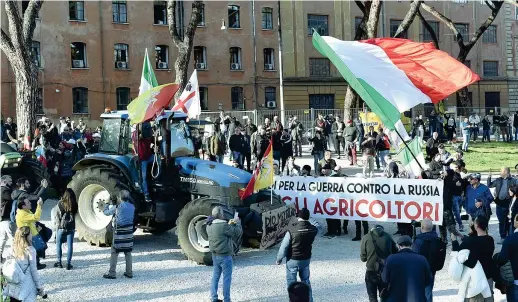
[4,226,45,302]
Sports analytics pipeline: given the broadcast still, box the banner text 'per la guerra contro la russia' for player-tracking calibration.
[272,176,444,225]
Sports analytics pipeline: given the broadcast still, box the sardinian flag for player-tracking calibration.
[172,70,201,118]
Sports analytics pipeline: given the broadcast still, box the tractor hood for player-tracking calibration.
[175,157,252,188]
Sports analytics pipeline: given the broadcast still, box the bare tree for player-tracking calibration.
[344,0,421,120]
[421,1,504,106]
[0,0,43,140]
[167,0,203,94]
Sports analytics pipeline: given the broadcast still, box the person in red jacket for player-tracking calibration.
[132,123,156,202]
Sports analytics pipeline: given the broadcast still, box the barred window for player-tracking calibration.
[32,41,41,68]
[155,45,169,69]
[483,25,497,43]
[454,23,469,41]
[228,5,240,28]
[263,48,275,70]
[483,61,498,77]
[309,58,330,76]
[308,14,328,36]
[197,4,205,26]
[231,87,244,110]
[153,1,167,25]
[265,87,276,107]
[200,87,208,110]
[262,7,273,30]
[422,21,439,42]
[194,46,207,69]
[72,87,88,114]
[69,1,85,21]
[390,20,407,38]
[116,87,130,110]
[114,43,129,69]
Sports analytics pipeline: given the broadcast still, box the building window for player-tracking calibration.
[483,25,497,43]
[116,87,131,110]
[197,3,205,26]
[464,60,471,69]
[36,88,43,114]
[155,45,169,69]
[69,1,85,21]
[485,92,500,114]
[231,87,244,110]
[32,41,41,68]
[263,48,275,70]
[422,21,439,42]
[307,14,328,36]
[200,87,208,111]
[265,87,276,108]
[72,87,88,114]
[483,61,498,76]
[154,1,167,25]
[193,46,207,70]
[354,17,363,36]
[454,23,469,41]
[228,5,240,28]
[114,43,129,69]
[390,20,407,38]
[262,7,273,30]
[309,58,330,76]
[309,94,335,109]
[112,1,127,23]
[229,47,242,70]
[71,42,87,68]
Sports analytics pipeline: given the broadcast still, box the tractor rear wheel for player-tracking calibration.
[176,197,240,266]
[68,166,133,246]
[18,157,52,188]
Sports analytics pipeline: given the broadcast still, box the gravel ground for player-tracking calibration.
[30,153,506,301]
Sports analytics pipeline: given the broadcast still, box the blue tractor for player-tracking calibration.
[68,110,289,265]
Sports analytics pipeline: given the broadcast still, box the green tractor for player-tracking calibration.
[0,142,51,188]
[68,110,293,265]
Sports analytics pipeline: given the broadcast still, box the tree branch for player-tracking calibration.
[394,0,422,38]
[418,9,439,49]
[484,0,495,12]
[22,0,42,45]
[355,1,366,14]
[466,1,503,49]
[366,0,381,38]
[421,2,464,48]
[167,0,181,45]
[354,1,371,40]
[4,0,25,52]
[184,1,202,45]
[0,28,15,57]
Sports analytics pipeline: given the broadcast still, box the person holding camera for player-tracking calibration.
[465,173,494,222]
[4,226,47,301]
[102,190,135,279]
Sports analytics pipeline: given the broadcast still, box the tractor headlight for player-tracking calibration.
[17,158,21,162]
[12,163,18,167]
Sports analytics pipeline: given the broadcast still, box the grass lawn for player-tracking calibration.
[443,141,518,172]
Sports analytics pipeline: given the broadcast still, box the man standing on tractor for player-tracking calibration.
[133,122,155,202]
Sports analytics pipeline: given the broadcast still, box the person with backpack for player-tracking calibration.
[360,225,398,302]
[54,189,77,270]
[412,219,447,302]
[383,235,433,302]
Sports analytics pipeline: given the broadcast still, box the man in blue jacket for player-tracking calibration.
[383,235,433,302]
[498,215,518,302]
[465,173,494,220]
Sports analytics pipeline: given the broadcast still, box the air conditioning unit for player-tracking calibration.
[266,101,277,108]
[196,62,206,70]
[231,63,241,70]
[72,60,84,68]
[116,61,128,69]
[264,64,274,70]
[158,62,168,69]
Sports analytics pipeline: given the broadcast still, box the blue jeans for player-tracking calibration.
[273,150,281,161]
[286,259,313,302]
[496,205,509,239]
[313,151,324,175]
[56,229,74,265]
[141,155,160,196]
[425,273,435,302]
[211,255,233,302]
[514,127,518,141]
[377,150,389,168]
[462,133,469,151]
[216,155,224,163]
[232,151,243,167]
[452,196,463,227]
[507,283,518,302]
[482,129,491,142]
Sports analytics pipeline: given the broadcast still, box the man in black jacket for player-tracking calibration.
[360,225,398,302]
[229,128,244,168]
[331,116,346,159]
[488,167,518,243]
[0,175,14,260]
[444,161,467,232]
[498,215,518,302]
[276,208,318,302]
[425,132,440,161]
[254,127,270,162]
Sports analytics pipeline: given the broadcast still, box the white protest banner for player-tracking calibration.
[272,176,443,225]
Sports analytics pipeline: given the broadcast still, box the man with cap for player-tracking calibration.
[276,208,318,302]
[360,225,398,302]
[382,235,433,302]
[465,173,494,221]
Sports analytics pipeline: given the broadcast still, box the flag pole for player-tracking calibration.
[393,128,425,172]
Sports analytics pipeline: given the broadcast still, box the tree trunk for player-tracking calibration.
[14,66,38,140]
[174,44,190,93]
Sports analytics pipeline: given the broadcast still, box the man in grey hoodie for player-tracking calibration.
[360,225,398,302]
[206,206,243,302]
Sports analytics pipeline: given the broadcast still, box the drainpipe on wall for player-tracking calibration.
[99,0,107,112]
[252,0,258,109]
[278,0,285,125]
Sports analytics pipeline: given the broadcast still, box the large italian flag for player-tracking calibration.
[312,32,480,132]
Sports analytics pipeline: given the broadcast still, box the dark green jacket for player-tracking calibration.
[360,225,398,272]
